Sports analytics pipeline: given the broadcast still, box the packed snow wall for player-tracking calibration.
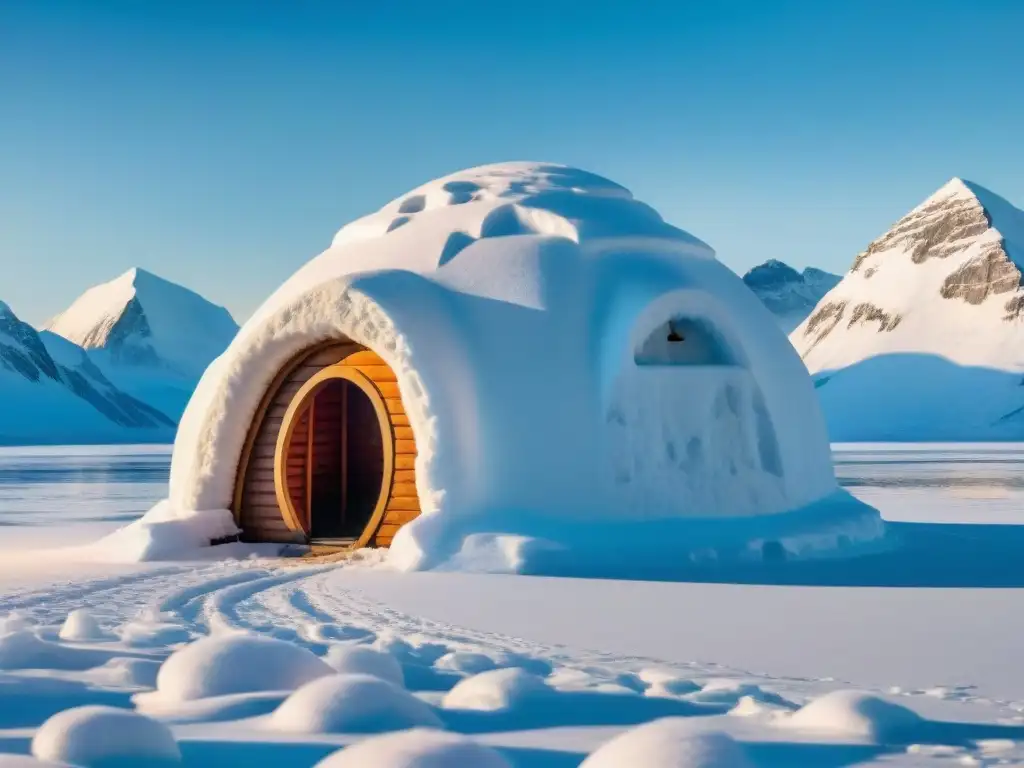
[129,162,882,571]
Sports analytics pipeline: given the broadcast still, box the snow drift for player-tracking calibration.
[140,161,881,571]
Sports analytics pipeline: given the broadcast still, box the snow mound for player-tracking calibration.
[149,634,332,703]
[314,728,510,768]
[323,644,404,687]
[0,612,33,633]
[783,689,923,742]
[81,657,162,689]
[433,651,500,675]
[32,705,181,767]
[441,667,550,711]
[58,610,110,642]
[271,674,442,734]
[0,631,61,670]
[91,502,239,562]
[580,722,752,768]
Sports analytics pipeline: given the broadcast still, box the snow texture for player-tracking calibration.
[580,722,752,768]
[793,178,1024,440]
[31,705,180,767]
[271,674,442,733]
[313,729,511,768]
[141,161,878,570]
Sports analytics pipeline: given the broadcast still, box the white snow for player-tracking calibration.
[0,442,1021,766]
[580,723,752,768]
[441,667,551,711]
[57,611,109,643]
[312,729,511,768]
[31,706,180,766]
[783,690,924,742]
[141,161,878,571]
[323,644,405,686]
[140,633,332,704]
[270,673,442,733]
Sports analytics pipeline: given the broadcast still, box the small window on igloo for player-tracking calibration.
[634,317,736,366]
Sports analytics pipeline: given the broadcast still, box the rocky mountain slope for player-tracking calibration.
[742,260,840,332]
[45,269,239,420]
[791,178,1024,440]
[0,300,174,445]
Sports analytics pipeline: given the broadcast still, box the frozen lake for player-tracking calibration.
[1,444,1024,765]
[3,443,1024,534]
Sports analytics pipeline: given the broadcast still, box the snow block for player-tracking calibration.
[581,721,752,767]
[313,728,511,768]
[271,674,442,734]
[32,705,181,767]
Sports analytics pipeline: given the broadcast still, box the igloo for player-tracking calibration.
[149,162,883,572]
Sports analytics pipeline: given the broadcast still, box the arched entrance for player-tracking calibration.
[275,366,393,547]
[232,341,420,550]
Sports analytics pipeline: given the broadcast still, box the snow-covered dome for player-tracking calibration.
[151,162,881,573]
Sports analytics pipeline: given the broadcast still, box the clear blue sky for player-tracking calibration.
[2,0,1021,326]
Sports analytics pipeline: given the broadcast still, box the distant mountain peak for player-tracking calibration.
[742,259,840,333]
[45,268,238,378]
[792,178,1024,438]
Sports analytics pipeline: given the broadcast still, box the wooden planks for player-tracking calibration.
[234,341,422,548]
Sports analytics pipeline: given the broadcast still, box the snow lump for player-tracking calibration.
[324,644,404,687]
[148,634,332,702]
[313,728,510,768]
[32,705,181,767]
[782,689,924,743]
[271,674,442,734]
[580,721,752,767]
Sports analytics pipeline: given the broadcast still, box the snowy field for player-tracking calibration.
[2,445,1024,766]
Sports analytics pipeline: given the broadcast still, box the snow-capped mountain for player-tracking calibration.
[0,300,174,444]
[792,178,1024,440]
[46,268,239,420]
[742,260,841,332]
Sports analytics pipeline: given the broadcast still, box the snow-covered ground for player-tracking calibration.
[1,445,1024,766]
